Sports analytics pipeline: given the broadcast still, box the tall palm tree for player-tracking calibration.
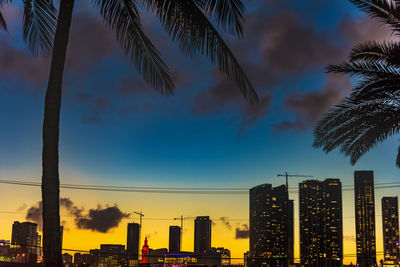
[314,0,400,167]
[1,0,258,266]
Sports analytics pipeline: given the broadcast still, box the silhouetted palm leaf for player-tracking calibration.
[396,146,400,166]
[0,0,11,30]
[22,0,57,55]
[141,0,258,103]
[350,0,400,33]
[314,95,400,166]
[92,0,174,95]
[350,41,400,65]
[194,0,245,38]
[315,0,400,167]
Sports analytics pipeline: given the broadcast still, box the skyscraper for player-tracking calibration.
[354,170,377,267]
[127,223,140,260]
[194,216,211,253]
[11,221,39,263]
[249,184,293,266]
[382,197,399,264]
[169,226,181,253]
[299,179,343,266]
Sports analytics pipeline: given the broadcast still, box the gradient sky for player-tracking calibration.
[0,0,399,264]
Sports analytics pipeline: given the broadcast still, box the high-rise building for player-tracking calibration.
[127,223,140,260]
[169,226,181,253]
[11,221,39,264]
[194,216,211,253]
[299,179,343,266]
[382,197,400,264]
[354,170,377,267]
[249,184,293,266]
[141,237,149,264]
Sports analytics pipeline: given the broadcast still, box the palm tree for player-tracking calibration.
[314,0,400,167]
[1,0,258,266]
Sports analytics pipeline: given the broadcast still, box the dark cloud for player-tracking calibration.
[117,77,151,96]
[25,198,127,233]
[0,41,50,87]
[26,202,43,230]
[235,224,249,239]
[274,15,394,131]
[76,205,129,233]
[17,204,27,212]
[339,16,392,45]
[219,217,232,231]
[192,8,345,128]
[275,74,351,131]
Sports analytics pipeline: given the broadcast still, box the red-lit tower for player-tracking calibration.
[141,237,149,264]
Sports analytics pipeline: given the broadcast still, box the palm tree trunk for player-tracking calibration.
[42,0,74,266]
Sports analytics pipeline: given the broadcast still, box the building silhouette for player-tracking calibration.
[127,223,140,260]
[249,184,293,266]
[299,179,343,266]
[169,226,181,253]
[194,216,212,253]
[354,170,377,267]
[382,197,400,264]
[11,221,40,264]
[141,237,149,264]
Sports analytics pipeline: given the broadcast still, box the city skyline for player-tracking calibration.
[0,171,398,265]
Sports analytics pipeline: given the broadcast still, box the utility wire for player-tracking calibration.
[0,179,399,194]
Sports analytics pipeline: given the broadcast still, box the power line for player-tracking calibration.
[0,179,399,194]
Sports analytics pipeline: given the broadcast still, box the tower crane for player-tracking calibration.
[133,211,144,255]
[173,216,194,251]
[277,172,313,190]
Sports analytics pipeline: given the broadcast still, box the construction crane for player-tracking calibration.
[133,211,144,254]
[173,216,194,251]
[277,172,313,189]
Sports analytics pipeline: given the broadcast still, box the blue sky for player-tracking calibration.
[0,0,399,262]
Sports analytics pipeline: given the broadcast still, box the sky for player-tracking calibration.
[0,0,399,265]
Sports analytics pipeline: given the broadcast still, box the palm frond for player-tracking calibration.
[93,0,174,95]
[396,145,400,167]
[314,95,400,165]
[141,0,258,103]
[349,0,400,33]
[194,0,245,38]
[327,61,400,78]
[22,0,58,55]
[0,11,6,30]
[0,0,12,30]
[352,75,400,97]
[350,41,400,66]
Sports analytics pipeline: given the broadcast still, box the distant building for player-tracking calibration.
[194,216,212,253]
[141,237,149,264]
[0,240,10,257]
[169,226,181,253]
[299,179,343,266]
[249,184,293,266]
[90,244,128,266]
[127,222,140,260]
[62,253,72,265]
[212,247,231,265]
[148,248,168,265]
[382,197,400,264]
[74,252,96,266]
[354,170,377,267]
[11,221,39,264]
[164,251,221,266]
